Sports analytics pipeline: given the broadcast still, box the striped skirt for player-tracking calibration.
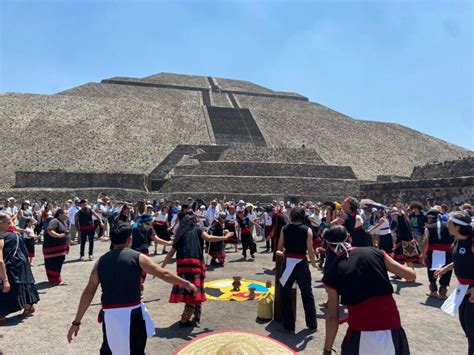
[169,258,206,305]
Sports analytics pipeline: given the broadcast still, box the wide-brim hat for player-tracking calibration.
[175,330,295,355]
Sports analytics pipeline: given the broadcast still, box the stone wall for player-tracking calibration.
[15,171,147,190]
[219,146,326,164]
[411,157,474,180]
[159,175,362,200]
[360,177,474,206]
[172,161,356,179]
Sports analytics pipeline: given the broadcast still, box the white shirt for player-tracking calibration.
[264,212,272,226]
[23,227,36,239]
[68,204,79,225]
[206,206,219,225]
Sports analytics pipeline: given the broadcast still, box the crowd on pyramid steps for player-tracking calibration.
[0,194,473,354]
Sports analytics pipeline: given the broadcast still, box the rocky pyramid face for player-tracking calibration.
[0,72,472,190]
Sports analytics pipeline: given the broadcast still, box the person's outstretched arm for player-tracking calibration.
[140,254,196,294]
[161,247,176,268]
[384,253,416,281]
[67,262,100,343]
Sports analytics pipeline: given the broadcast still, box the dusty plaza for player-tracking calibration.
[0,237,468,354]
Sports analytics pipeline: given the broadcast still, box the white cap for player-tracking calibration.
[200,205,206,209]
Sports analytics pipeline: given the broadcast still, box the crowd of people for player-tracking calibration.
[0,193,473,354]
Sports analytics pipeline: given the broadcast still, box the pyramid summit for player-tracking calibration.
[1,72,472,202]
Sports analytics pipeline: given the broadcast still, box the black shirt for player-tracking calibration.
[343,213,356,235]
[77,208,93,227]
[452,237,474,284]
[426,222,453,246]
[132,224,154,252]
[208,220,225,253]
[322,247,393,305]
[44,218,68,249]
[283,223,308,256]
[97,248,141,306]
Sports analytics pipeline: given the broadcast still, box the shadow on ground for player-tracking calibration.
[264,320,315,352]
[391,279,423,295]
[420,297,444,309]
[154,322,213,341]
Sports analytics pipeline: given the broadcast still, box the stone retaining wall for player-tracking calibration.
[360,176,474,206]
[172,161,356,179]
[411,157,474,180]
[15,171,148,190]
[159,175,361,199]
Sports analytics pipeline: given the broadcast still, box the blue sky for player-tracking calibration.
[1,0,472,150]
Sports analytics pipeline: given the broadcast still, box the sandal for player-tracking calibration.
[21,306,35,317]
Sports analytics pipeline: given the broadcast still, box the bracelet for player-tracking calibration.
[72,320,81,326]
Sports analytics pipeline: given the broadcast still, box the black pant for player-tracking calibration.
[80,229,95,257]
[459,289,474,355]
[241,233,256,257]
[427,251,452,290]
[100,307,147,355]
[281,260,316,331]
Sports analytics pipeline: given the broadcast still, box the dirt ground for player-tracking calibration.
[0,238,468,354]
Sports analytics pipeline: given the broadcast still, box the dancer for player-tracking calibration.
[75,199,104,260]
[334,197,372,247]
[391,207,420,273]
[23,218,38,264]
[0,213,39,323]
[161,212,229,327]
[435,211,474,354]
[43,209,70,285]
[322,224,415,354]
[131,214,171,293]
[208,212,232,265]
[236,207,257,259]
[423,208,453,299]
[67,224,196,353]
[278,207,317,333]
[152,206,171,255]
[368,209,393,253]
[224,204,239,252]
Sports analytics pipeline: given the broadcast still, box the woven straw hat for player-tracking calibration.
[175,330,295,355]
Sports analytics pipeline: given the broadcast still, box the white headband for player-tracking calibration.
[449,217,469,226]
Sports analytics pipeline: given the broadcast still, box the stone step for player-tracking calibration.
[218,146,326,164]
[158,175,361,197]
[172,161,356,179]
[206,106,266,146]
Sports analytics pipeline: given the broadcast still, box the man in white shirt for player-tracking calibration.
[206,200,220,226]
[264,209,273,252]
[196,205,208,229]
[68,197,81,244]
[92,199,108,239]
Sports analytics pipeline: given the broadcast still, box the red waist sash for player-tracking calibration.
[79,224,95,231]
[347,295,401,331]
